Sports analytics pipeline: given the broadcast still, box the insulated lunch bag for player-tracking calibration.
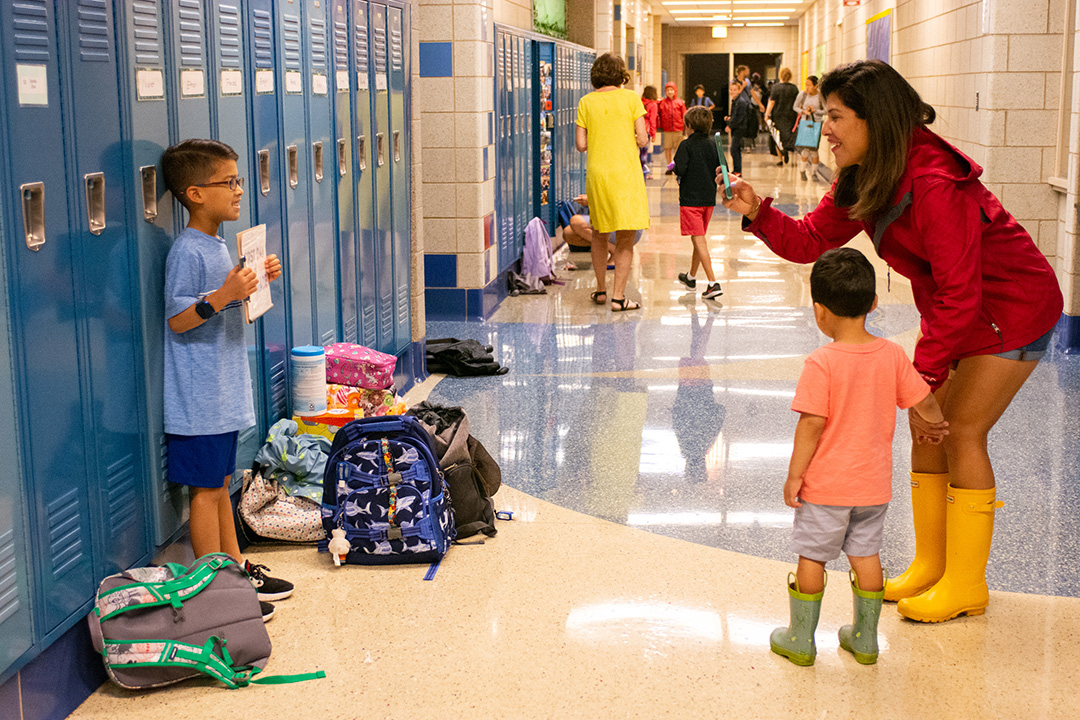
[321,415,456,565]
[324,342,396,389]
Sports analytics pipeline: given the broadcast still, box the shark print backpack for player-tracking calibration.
[320,415,456,565]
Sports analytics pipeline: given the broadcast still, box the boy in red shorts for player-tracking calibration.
[673,106,723,299]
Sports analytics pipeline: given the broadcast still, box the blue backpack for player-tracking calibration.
[320,415,456,565]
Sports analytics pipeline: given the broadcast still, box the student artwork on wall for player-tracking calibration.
[866,9,893,64]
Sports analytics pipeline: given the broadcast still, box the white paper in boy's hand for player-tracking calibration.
[237,224,273,323]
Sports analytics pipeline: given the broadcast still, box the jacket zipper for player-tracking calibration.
[984,310,1004,351]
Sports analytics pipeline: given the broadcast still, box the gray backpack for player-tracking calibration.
[87,554,323,689]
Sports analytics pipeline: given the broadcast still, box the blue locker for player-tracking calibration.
[304,0,339,348]
[370,3,393,354]
[275,0,315,350]
[245,0,289,423]
[388,4,410,353]
[333,0,357,343]
[208,0,265,484]
[116,0,185,545]
[352,0,377,349]
[165,0,212,176]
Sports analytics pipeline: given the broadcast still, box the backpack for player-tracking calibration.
[522,217,555,289]
[407,402,501,539]
[87,554,324,689]
[320,415,456,565]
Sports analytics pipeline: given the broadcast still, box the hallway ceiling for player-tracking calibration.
[654,0,808,28]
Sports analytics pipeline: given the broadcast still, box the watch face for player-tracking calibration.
[196,300,215,320]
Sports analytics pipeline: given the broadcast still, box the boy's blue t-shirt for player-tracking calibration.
[164,227,255,436]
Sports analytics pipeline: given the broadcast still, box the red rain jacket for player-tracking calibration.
[746,126,1063,388]
[657,82,686,133]
[642,97,659,137]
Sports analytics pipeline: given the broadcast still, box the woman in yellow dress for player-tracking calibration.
[576,53,650,311]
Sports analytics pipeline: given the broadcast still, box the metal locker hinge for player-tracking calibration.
[140,166,158,223]
[20,182,45,251]
[84,172,105,235]
[313,141,324,182]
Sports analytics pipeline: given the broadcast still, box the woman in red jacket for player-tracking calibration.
[721,60,1063,624]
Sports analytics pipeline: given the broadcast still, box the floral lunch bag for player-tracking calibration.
[324,342,396,389]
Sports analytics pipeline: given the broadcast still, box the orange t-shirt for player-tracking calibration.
[791,337,930,506]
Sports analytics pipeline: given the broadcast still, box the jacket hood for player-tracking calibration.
[664,81,679,97]
[904,126,982,184]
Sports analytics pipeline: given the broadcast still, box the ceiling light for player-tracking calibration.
[712,26,728,38]
[746,22,786,25]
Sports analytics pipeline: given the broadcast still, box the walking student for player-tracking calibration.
[160,139,292,622]
[672,106,723,300]
[657,81,687,172]
[771,248,947,667]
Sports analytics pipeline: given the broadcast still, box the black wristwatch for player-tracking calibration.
[195,299,216,320]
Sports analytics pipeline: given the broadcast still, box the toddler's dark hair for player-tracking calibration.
[810,247,876,318]
[161,139,239,208]
[684,106,713,134]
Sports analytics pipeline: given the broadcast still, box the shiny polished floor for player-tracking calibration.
[72,147,1080,719]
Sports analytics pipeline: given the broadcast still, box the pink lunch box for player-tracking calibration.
[324,343,397,389]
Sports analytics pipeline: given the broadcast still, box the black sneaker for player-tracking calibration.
[260,601,276,623]
[702,282,724,299]
[678,272,697,289]
[245,560,294,601]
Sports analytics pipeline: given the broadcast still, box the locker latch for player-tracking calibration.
[376,133,385,167]
[287,145,299,188]
[313,141,324,183]
[258,149,271,196]
[140,166,158,223]
[20,182,45,252]
[338,139,347,177]
[357,136,367,171]
[84,172,106,235]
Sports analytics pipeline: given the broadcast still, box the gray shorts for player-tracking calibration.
[790,501,889,562]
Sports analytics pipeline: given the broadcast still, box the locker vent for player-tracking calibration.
[270,360,287,418]
[106,454,138,538]
[252,9,272,69]
[396,285,409,328]
[47,488,84,577]
[0,529,21,625]
[282,13,301,70]
[344,316,357,343]
[320,329,335,347]
[131,1,162,66]
[389,15,401,71]
[354,7,368,75]
[158,433,168,483]
[380,293,393,338]
[239,425,256,448]
[373,20,386,75]
[332,19,348,71]
[309,13,327,69]
[77,0,111,63]
[216,2,242,68]
[177,0,205,67]
[362,306,377,348]
[11,0,51,62]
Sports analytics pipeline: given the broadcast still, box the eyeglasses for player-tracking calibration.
[189,177,245,192]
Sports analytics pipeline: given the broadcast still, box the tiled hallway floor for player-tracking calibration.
[71,148,1080,719]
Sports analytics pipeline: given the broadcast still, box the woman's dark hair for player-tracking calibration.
[684,106,713,134]
[642,85,659,101]
[810,247,876,318]
[820,60,936,221]
[590,53,630,89]
[806,75,818,87]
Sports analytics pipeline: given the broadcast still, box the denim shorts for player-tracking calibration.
[790,501,889,562]
[992,327,1054,361]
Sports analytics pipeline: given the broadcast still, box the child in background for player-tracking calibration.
[160,139,290,622]
[640,86,659,180]
[771,248,947,666]
[673,106,723,300]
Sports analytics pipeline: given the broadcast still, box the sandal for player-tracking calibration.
[610,297,641,312]
[590,290,607,305]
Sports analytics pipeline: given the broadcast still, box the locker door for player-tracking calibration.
[524,39,534,234]
[305,0,338,348]
[514,36,525,260]
[370,3,393,354]
[209,0,264,482]
[0,0,94,634]
[276,0,315,351]
[388,4,409,353]
[493,33,504,271]
[116,0,183,545]
[333,0,356,344]
[246,0,289,424]
[352,0,377,349]
[165,0,212,196]
[59,0,151,576]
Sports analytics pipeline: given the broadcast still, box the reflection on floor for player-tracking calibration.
[71,146,1080,720]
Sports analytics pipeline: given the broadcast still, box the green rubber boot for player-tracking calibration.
[770,572,824,666]
[838,570,885,665]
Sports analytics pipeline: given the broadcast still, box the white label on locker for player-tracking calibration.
[256,69,275,94]
[285,71,303,94]
[376,74,387,91]
[16,65,48,106]
[312,73,328,96]
[136,68,165,100]
[181,69,205,97]
[357,72,369,91]
[220,70,243,96]
[336,70,349,92]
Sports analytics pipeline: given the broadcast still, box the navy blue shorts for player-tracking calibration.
[166,431,239,488]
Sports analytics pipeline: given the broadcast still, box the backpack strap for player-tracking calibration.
[102,636,326,689]
[95,556,234,622]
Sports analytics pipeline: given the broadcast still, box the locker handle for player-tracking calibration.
[338,138,347,177]
[376,133,385,167]
[258,149,271,196]
[313,141,324,183]
[357,135,367,171]
[84,172,106,235]
[140,166,158,223]
[393,131,400,163]
[20,182,45,251]
[287,145,299,188]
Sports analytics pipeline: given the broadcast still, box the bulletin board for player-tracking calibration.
[866,8,893,64]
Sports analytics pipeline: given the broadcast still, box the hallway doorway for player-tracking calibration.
[685,53,729,131]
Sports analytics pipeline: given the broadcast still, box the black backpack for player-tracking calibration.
[408,402,501,539]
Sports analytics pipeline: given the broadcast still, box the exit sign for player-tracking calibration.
[843,0,861,5]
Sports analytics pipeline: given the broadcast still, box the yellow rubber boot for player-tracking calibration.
[883,472,948,602]
[897,485,1003,623]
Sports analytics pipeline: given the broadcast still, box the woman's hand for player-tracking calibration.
[718,175,758,217]
[908,406,949,445]
[573,194,588,206]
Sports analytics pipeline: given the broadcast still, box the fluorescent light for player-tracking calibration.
[712,26,728,37]
[747,21,786,25]
[731,6,796,10]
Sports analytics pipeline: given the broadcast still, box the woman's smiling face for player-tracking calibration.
[823,95,870,168]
